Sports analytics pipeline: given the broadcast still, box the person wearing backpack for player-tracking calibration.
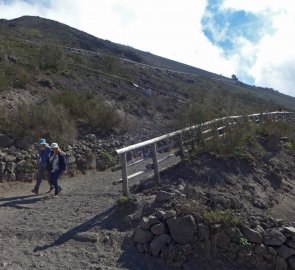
[48,143,67,196]
[32,138,53,195]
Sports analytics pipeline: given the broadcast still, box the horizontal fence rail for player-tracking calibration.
[113,111,295,196]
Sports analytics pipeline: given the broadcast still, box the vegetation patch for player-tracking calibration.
[116,195,129,204]
[203,209,242,226]
[0,102,76,143]
[51,89,121,132]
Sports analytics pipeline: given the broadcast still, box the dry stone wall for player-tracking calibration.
[132,190,295,270]
[0,133,136,182]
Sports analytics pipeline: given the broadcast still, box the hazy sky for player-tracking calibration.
[0,0,294,96]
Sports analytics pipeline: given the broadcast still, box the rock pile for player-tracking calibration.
[132,188,295,269]
[134,210,295,269]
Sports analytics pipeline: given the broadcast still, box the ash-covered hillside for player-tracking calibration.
[0,15,295,144]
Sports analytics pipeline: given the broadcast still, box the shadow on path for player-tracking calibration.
[0,194,37,202]
[34,205,117,252]
[0,194,48,207]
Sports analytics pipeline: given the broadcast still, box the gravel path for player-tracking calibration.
[0,170,120,269]
[0,169,166,270]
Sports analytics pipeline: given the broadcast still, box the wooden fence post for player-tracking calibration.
[120,153,129,196]
[152,143,160,185]
[179,133,185,160]
[259,114,263,124]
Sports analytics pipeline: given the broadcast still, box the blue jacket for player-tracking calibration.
[38,146,51,170]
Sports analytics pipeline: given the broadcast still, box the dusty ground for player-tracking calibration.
[0,170,172,270]
[157,144,295,223]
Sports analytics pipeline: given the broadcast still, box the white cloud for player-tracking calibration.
[0,0,46,17]
[221,0,295,95]
[0,0,294,96]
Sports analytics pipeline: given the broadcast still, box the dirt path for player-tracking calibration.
[0,170,171,270]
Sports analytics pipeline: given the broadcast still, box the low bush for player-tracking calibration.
[103,54,118,74]
[175,198,204,222]
[85,101,121,131]
[203,209,242,226]
[51,89,94,118]
[117,195,129,204]
[176,102,217,129]
[51,89,121,131]
[0,63,33,88]
[0,70,9,88]
[1,102,76,143]
[205,120,256,156]
[38,44,65,71]
[257,118,291,138]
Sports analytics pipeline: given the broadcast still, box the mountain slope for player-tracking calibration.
[0,16,294,142]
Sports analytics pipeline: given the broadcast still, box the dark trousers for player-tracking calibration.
[50,171,62,195]
[34,169,50,192]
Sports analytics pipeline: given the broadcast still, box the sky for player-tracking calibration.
[0,0,294,96]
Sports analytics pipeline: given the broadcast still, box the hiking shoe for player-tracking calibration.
[31,189,38,195]
[47,187,54,193]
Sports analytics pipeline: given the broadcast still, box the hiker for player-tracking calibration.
[32,138,53,194]
[48,143,67,196]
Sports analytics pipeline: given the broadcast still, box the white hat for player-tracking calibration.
[50,143,59,149]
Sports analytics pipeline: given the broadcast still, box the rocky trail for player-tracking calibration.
[0,170,169,270]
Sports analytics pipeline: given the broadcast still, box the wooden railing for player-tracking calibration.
[113,111,294,196]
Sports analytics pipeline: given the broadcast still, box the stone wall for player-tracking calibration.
[133,206,295,269]
[0,133,126,183]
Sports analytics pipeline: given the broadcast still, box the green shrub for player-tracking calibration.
[85,102,121,131]
[0,70,9,88]
[39,44,64,71]
[176,102,216,129]
[203,209,242,226]
[13,70,33,88]
[205,120,256,156]
[286,141,294,150]
[1,102,76,143]
[27,28,43,38]
[239,237,251,251]
[117,195,129,204]
[0,63,33,88]
[257,119,290,138]
[51,89,94,118]
[175,198,204,222]
[51,89,121,131]
[103,54,118,74]
[100,150,115,163]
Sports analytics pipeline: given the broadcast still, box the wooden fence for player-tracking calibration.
[112,111,294,196]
